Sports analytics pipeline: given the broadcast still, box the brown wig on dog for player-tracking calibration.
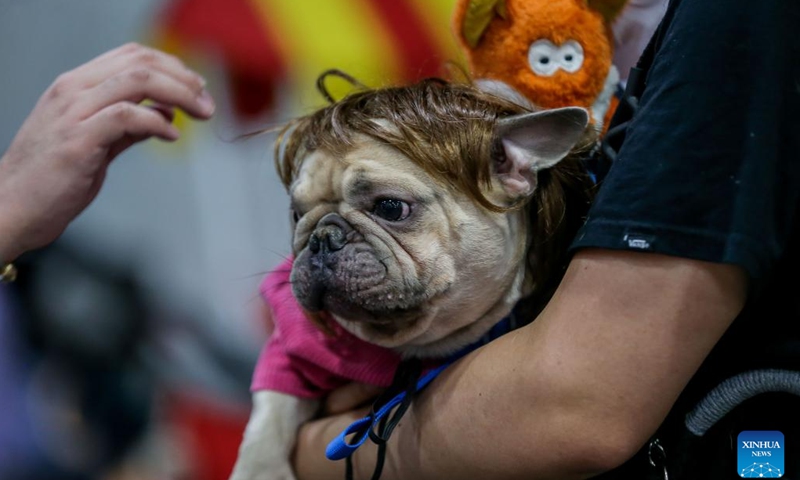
[275,71,596,320]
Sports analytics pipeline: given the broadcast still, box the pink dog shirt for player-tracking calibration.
[250,257,402,398]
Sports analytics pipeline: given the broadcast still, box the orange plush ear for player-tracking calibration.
[453,0,508,49]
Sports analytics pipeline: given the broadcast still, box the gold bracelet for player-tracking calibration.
[1,263,17,283]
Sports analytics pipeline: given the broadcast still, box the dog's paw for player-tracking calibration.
[230,392,319,480]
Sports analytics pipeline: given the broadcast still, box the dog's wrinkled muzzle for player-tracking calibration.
[292,212,418,330]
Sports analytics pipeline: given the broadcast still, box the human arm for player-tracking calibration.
[293,249,747,479]
[0,43,214,263]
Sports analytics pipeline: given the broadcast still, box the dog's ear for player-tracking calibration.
[495,107,589,198]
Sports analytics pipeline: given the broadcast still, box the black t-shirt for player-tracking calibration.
[571,0,800,412]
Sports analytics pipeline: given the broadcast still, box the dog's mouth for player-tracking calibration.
[311,287,422,334]
[291,247,426,336]
[293,267,423,337]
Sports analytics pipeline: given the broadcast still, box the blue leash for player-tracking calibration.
[325,358,454,460]
[326,314,517,479]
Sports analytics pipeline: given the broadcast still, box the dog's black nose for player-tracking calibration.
[309,213,352,253]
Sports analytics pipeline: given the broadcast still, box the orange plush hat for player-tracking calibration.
[454,0,628,132]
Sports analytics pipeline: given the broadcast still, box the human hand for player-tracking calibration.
[322,382,383,416]
[0,43,214,262]
[292,383,386,480]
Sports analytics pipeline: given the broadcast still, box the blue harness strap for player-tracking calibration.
[326,312,517,462]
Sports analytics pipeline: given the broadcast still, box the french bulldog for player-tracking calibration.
[229,79,592,480]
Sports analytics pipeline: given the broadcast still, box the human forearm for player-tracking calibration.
[0,226,26,264]
[377,325,626,480]
[295,325,620,480]
[383,251,746,480]
[0,166,31,262]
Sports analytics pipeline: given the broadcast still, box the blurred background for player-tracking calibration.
[0,1,460,479]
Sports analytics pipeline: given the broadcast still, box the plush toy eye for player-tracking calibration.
[528,40,559,77]
[558,40,585,73]
[528,39,585,76]
[373,199,411,222]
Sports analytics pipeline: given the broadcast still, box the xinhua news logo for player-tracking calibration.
[738,431,784,478]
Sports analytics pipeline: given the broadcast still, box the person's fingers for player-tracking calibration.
[104,104,174,160]
[293,408,375,480]
[68,43,206,94]
[147,102,176,123]
[81,101,180,152]
[323,383,384,415]
[105,132,155,163]
[78,67,214,120]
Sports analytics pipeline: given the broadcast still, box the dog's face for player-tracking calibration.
[289,107,588,356]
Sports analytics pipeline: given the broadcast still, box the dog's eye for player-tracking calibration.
[373,199,410,222]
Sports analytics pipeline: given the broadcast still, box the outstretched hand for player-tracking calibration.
[0,43,215,262]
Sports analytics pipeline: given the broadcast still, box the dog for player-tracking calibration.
[229,76,594,480]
